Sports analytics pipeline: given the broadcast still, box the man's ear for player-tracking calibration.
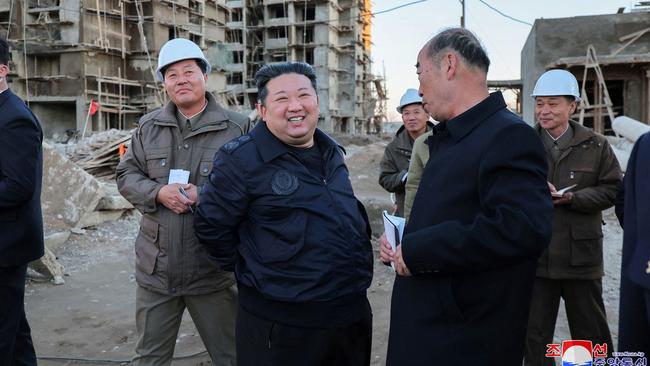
[256,102,266,120]
[0,64,8,78]
[446,53,458,80]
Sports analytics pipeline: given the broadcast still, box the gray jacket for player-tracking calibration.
[117,93,249,295]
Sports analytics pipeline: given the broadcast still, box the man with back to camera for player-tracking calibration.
[194,62,374,366]
[116,38,249,365]
[525,69,620,365]
[379,28,553,365]
[379,88,433,217]
[616,130,650,354]
[0,37,44,365]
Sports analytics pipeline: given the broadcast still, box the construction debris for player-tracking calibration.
[55,129,132,179]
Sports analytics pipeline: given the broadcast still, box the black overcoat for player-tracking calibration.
[0,89,44,267]
[387,92,553,365]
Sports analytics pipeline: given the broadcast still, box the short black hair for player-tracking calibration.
[427,28,490,73]
[0,38,9,66]
[161,58,207,80]
[255,62,317,105]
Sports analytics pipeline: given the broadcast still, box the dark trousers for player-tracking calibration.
[524,278,613,366]
[618,275,650,353]
[236,306,372,366]
[0,264,36,366]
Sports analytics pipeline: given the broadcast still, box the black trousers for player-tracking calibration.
[0,264,36,366]
[524,278,613,366]
[618,275,650,353]
[236,305,372,366]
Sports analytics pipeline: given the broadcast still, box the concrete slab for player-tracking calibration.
[42,142,105,231]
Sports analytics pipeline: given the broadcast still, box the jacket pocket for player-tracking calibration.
[135,216,160,275]
[251,210,307,264]
[567,166,595,186]
[569,226,603,266]
[146,152,170,180]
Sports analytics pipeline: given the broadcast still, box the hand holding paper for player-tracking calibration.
[551,183,577,198]
[382,211,405,270]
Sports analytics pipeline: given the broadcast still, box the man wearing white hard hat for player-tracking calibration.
[379,88,433,216]
[524,69,621,365]
[117,38,249,365]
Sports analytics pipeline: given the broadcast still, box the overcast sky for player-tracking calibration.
[371,0,635,120]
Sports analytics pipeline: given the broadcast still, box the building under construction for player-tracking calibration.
[1,0,385,138]
[521,6,650,134]
[223,0,382,133]
[1,0,231,138]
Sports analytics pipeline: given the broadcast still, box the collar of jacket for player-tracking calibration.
[534,119,597,148]
[152,92,230,136]
[0,88,14,108]
[393,121,435,150]
[444,91,507,142]
[250,121,343,163]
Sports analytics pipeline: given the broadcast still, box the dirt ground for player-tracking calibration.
[27,137,623,365]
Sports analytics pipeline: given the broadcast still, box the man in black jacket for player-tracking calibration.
[380,28,553,365]
[195,62,373,366]
[616,131,650,354]
[0,38,44,365]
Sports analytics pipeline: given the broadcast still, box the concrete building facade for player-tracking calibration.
[521,10,650,133]
[1,0,229,138]
[223,0,379,134]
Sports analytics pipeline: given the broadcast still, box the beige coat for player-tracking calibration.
[404,130,433,220]
[117,93,249,295]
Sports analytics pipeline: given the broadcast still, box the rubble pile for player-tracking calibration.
[34,131,136,284]
[55,129,133,179]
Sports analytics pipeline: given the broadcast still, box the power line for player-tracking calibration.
[477,0,532,26]
[372,0,428,16]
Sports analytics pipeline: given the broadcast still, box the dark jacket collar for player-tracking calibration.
[0,88,15,107]
[445,91,507,142]
[251,121,341,163]
[154,92,229,129]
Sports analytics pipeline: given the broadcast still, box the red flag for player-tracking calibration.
[89,99,100,116]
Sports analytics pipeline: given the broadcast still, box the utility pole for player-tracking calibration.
[460,0,466,28]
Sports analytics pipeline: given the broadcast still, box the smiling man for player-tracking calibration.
[379,88,433,217]
[525,69,621,366]
[116,38,249,366]
[195,62,374,366]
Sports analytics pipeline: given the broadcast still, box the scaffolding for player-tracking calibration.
[4,0,229,138]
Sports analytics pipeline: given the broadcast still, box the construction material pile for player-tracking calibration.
[55,129,133,179]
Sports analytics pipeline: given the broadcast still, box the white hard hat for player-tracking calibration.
[156,38,211,81]
[396,88,423,113]
[531,69,581,102]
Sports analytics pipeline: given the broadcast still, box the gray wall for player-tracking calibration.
[521,11,650,124]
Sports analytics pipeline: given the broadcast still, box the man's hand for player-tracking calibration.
[379,233,394,264]
[182,183,199,203]
[547,181,557,194]
[552,191,573,206]
[379,233,412,276]
[156,183,196,214]
[394,245,412,277]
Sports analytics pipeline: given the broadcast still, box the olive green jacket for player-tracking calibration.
[117,93,250,295]
[535,121,622,279]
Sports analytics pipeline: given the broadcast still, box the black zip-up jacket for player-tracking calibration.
[195,122,373,327]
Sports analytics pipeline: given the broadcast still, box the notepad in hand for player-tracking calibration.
[551,184,577,198]
[383,211,406,270]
